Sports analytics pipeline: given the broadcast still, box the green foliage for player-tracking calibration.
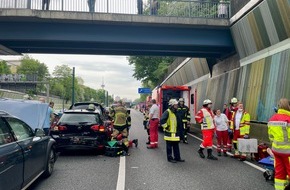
[128,56,174,87]
[0,60,11,74]
[50,65,73,102]
[17,55,49,80]
[17,56,49,94]
[144,0,228,18]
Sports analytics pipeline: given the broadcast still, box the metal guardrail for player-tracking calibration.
[0,0,230,19]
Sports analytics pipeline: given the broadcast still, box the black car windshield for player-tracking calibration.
[59,113,100,125]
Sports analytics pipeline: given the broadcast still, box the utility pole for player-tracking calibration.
[106,91,109,107]
[72,67,75,105]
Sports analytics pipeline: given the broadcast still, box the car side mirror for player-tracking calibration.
[35,128,46,137]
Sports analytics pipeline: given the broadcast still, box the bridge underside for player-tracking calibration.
[0,21,235,57]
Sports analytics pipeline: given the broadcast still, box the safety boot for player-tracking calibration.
[207,149,218,160]
[132,139,138,148]
[197,147,205,158]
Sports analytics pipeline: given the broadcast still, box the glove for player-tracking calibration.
[228,129,233,139]
[146,121,150,129]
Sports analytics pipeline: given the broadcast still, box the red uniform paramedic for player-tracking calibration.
[230,102,250,161]
[268,98,290,190]
[225,97,238,152]
[147,99,160,149]
[195,99,218,160]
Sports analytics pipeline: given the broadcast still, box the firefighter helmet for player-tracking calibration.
[87,104,95,111]
[178,98,184,102]
[231,97,238,104]
[169,99,178,106]
[203,99,212,105]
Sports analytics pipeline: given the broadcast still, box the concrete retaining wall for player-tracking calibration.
[190,122,270,145]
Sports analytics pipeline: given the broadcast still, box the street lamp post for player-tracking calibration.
[72,67,75,105]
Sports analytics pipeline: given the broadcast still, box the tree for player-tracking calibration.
[128,56,174,88]
[0,60,11,74]
[17,55,49,81]
[144,0,228,18]
[17,56,49,94]
[51,65,74,103]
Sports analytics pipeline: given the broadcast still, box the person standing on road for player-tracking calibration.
[214,109,229,156]
[147,99,160,149]
[268,98,290,190]
[143,104,151,145]
[230,102,250,161]
[161,99,185,163]
[110,100,131,156]
[195,99,218,160]
[42,0,50,10]
[43,101,54,135]
[87,0,96,13]
[177,98,191,144]
[225,97,238,152]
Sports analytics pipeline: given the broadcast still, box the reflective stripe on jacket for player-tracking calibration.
[162,109,180,141]
[230,111,250,135]
[268,109,290,154]
[112,106,128,126]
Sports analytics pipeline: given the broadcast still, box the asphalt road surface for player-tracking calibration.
[29,109,274,190]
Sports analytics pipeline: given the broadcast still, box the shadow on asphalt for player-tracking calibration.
[59,149,103,157]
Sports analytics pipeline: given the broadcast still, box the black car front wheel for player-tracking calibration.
[43,149,55,178]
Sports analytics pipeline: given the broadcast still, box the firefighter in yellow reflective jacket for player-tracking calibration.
[268,98,290,190]
[230,102,250,161]
[161,99,185,163]
[110,100,131,156]
[177,98,191,144]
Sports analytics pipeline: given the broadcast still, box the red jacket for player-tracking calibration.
[269,111,290,123]
[225,106,238,120]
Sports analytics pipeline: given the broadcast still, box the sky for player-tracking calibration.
[3,54,142,101]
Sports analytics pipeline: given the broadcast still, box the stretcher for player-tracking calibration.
[258,156,274,181]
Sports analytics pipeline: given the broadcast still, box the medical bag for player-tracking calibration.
[254,143,269,161]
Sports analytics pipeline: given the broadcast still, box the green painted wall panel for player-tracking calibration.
[231,0,290,59]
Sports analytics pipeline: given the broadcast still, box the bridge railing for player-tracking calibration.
[0,0,230,19]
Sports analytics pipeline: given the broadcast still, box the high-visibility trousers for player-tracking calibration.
[216,130,228,152]
[273,151,290,190]
[112,126,129,147]
[200,129,214,148]
[149,118,159,147]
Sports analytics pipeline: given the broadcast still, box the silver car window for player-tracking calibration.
[6,118,34,141]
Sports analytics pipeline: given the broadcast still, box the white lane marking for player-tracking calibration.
[131,167,139,169]
[116,156,126,190]
[188,133,266,172]
[244,161,266,172]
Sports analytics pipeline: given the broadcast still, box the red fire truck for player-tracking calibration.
[152,85,191,118]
